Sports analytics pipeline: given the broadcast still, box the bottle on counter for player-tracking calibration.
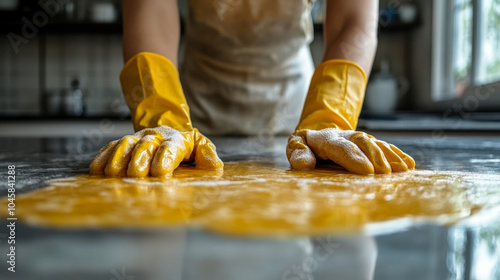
[63,78,85,117]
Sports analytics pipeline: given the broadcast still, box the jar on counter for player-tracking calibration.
[63,79,85,117]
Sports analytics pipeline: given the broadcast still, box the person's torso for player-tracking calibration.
[185,0,314,67]
[181,0,316,135]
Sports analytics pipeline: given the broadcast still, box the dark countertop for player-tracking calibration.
[0,133,500,280]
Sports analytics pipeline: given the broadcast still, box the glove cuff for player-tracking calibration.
[120,52,192,132]
[296,59,367,131]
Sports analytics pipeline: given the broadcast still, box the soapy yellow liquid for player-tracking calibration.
[3,161,500,236]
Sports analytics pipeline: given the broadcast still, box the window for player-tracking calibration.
[478,0,500,84]
[432,0,500,101]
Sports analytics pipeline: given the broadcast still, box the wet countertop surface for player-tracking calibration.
[1,132,500,280]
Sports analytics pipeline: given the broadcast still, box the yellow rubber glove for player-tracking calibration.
[89,52,223,177]
[287,60,415,174]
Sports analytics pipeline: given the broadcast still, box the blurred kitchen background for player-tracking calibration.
[0,0,499,135]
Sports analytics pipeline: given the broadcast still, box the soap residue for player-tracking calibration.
[2,161,500,236]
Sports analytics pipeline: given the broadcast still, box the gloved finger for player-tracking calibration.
[127,135,163,177]
[374,140,408,172]
[150,134,193,177]
[349,132,391,174]
[89,140,118,174]
[306,130,374,174]
[389,144,416,170]
[193,129,224,170]
[104,135,140,176]
[286,130,316,170]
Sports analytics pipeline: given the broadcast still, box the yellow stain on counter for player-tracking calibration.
[2,161,500,236]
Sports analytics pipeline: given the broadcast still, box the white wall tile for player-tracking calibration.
[39,33,123,115]
[0,36,39,114]
[45,35,64,88]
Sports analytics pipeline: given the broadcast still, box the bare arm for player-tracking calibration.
[322,0,378,74]
[122,0,180,65]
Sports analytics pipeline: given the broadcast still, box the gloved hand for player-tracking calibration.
[287,60,415,174]
[89,52,223,177]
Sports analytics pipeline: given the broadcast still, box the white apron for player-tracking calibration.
[180,0,315,135]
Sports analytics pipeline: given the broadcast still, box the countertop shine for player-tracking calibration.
[0,133,499,280]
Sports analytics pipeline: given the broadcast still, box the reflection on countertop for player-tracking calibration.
[4,162,500,236]
[0,134,500,280]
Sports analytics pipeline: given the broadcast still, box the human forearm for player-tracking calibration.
[322,0,378,74]
[93,3,223,177]
[122,0,180,65]
[120,0,186,132]
[287,0,416,174]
